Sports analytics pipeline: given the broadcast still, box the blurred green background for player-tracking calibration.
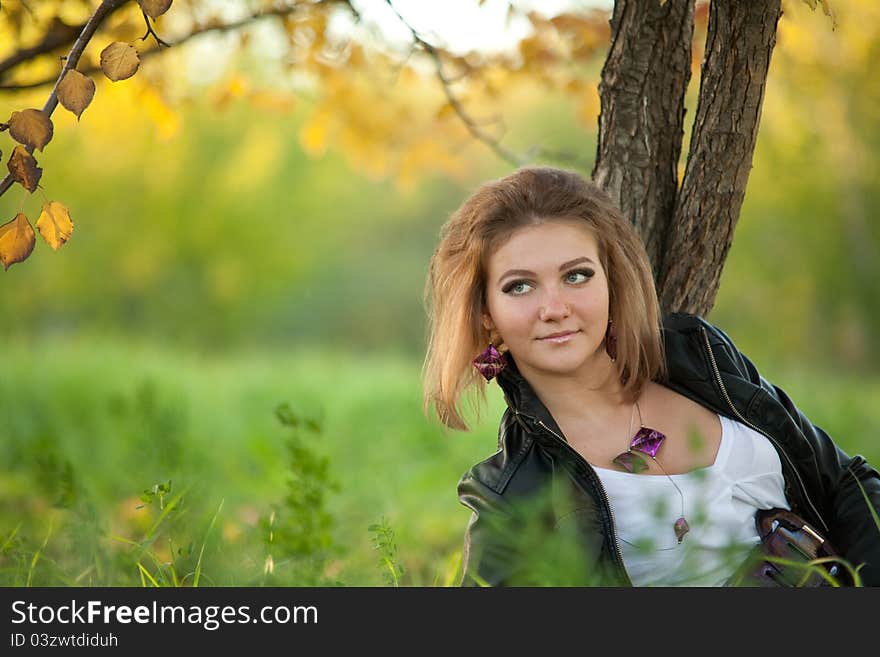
[0,1,877,586]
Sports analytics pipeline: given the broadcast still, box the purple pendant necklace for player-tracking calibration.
[611,401,690,544]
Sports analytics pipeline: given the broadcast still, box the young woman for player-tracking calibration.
[423,166,880,586]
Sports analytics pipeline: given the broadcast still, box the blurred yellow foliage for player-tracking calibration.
[299,107,332,156]
[769,0,879,184]
[140,82,181,141]
[218,127,284,194]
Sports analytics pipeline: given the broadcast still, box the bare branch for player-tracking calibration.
[383,0,525,167]
[140,10,170,48]
[524,145,591,170]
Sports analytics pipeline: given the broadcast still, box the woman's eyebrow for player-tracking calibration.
[497,256,596,285]
[559,256,594,270]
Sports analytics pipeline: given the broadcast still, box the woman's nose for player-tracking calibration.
[539,289,570,321]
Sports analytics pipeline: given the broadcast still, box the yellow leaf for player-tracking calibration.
[0,213,36,270]
[7,108,54,151]
[100,42,140,82]
[138,0,173,19]
[36,201,74,251]
[6,145,42,192]
[57,69,96,120]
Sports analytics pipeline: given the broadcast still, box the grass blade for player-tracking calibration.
[193,498,224,587]
[26,518,54,587]
[848,467,880,535]
[1,521,23,553]
[137,562,160,587]
[143,485,191,544]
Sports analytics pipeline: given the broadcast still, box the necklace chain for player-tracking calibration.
[624,397,689,545]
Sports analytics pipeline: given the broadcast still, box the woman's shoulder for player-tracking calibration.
[663,312,734,345]
[662,312,757,381]
[458,410,535,498]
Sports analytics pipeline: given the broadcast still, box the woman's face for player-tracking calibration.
[482,219,611,380]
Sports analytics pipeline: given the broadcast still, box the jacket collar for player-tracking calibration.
[493,352,571,439]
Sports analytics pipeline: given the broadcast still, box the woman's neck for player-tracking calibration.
[517,355,637,440]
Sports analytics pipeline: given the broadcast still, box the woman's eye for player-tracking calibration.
[565,269,594,284]
[503,281,533,295]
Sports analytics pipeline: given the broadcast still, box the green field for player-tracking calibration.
[2,335,877,586]
[0,335,501,586]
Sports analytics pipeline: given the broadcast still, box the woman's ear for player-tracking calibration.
[481,312,495,333]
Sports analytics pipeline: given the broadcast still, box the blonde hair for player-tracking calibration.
[423,166,665,431]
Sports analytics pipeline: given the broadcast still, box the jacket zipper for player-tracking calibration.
[512,410,632,585]
[699,326,830,535]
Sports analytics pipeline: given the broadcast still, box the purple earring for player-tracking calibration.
[605,318,618,362]
[473,344,506,381]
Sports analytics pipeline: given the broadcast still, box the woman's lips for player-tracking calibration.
[538,330,579,344]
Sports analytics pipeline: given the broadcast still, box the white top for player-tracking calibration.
[593,414,790,586]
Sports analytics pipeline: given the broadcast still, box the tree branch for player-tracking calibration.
[140,11,170,48]
[0,0,129,198]
[383,0,525,167]
[0,3,321,93]
[0,7,129,81]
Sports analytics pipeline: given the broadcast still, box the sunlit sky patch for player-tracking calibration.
[178,0,612,86]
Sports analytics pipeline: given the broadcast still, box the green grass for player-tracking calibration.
[0,334,877,586]
[0,334,501,586]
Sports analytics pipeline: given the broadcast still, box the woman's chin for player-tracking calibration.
[528,352,598,376]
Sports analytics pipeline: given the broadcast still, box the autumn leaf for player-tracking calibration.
[36,201,74,251]
[57,69,96,120]
[100,42,140,82]
[7,145,43,192]
[0,213,36,270]
[138,0,173,19]
[7,108,54,151]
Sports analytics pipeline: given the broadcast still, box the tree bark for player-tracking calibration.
[657,0,782,315]
[592,0,694,278]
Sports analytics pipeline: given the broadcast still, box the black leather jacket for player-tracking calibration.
[457,313,880,586]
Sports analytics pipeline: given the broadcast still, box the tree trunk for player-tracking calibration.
[657,0,783,315]
[593,0,694,279]
[595,0,783,317]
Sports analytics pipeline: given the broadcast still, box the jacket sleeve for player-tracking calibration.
[713,322,880,586]
[456,469,522,587]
